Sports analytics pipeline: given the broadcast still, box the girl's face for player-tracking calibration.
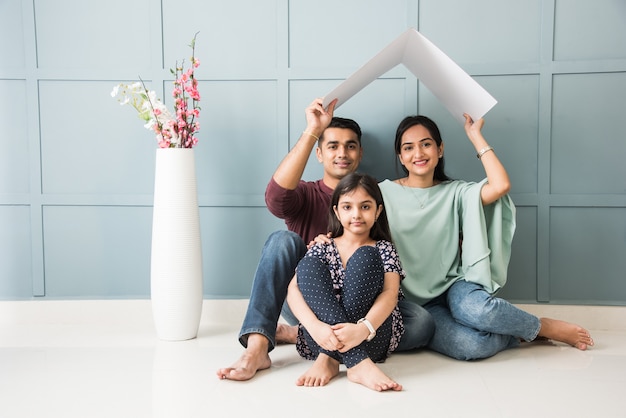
[398,124,443,183]
[333,186,382,238]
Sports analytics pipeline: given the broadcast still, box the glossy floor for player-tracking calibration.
[1,300,625,418]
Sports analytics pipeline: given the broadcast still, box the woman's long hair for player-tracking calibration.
[328,173,393,242]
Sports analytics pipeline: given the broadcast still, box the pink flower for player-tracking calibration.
[111,33,201,149]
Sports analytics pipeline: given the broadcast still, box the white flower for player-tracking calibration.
[110,33,201,148]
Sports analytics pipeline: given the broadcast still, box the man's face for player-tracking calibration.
[316,127,363,183]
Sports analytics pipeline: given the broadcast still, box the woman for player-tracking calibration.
[378,114,594,360]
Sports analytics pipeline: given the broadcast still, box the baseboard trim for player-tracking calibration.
[1,299,624,331]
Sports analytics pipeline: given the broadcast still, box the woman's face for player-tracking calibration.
[398,124,443,181]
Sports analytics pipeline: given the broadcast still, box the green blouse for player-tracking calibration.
[379,179,516,305]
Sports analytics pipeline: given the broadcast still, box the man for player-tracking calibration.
[216,98,434,381]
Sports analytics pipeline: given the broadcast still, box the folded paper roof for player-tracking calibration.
[322,28,497,124]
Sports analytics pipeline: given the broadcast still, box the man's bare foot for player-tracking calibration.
[216,334,271,381]
[537,318,594,350]
[296,354,340,387]
[276,323,298,344]
[347,358,402,392]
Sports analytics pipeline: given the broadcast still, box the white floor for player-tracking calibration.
[1,300,625,418]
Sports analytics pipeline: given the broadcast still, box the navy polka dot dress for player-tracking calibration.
[295,239,405,367]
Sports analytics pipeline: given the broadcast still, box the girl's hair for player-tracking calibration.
[328,172,393,242]
[393,115,451,182]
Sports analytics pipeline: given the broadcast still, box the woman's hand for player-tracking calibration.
[463,113,485,144]
[331,322,370,353]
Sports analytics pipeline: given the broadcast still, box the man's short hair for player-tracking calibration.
[320,117,362,145]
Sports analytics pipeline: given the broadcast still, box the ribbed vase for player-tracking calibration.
[150,148,203,341]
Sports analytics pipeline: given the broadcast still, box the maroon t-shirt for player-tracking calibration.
[265,177,333,244]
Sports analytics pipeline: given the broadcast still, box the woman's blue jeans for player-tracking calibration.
[424,279,541,360]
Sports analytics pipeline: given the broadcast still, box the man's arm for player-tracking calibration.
[272,98,337,190]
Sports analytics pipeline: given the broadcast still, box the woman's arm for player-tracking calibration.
[463,114,511,205]
[286,276,344,351]
[332,272,401,352]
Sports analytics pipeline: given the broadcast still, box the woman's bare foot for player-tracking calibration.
[296,354,340,387]
[538,318,594,350]
[275,323,298,344]
[347,358,402,392]
[216,334,271,381]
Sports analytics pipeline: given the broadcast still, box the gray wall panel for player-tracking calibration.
[419,0,542,65]
[551,72,626,195]
[195,80,279,200]
[34,0,152,72]
[43,206,153,298]
[40,81,156,195]
[163,0,279,78]
[0,80,30,194]
[0,0,25,73]
[289,0,409,71]
[550,207,626,304]
[0,206,32,299]
[554,0,626,61]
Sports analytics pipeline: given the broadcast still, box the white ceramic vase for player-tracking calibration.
[150,148,203,341]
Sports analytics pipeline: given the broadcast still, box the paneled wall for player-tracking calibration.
[1,0,625,304]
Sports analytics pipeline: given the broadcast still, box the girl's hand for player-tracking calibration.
[307,232,332,249]
[331,322,370,353]
[308,321,344,352]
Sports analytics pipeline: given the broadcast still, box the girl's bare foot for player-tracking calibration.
[296,354,340,387]
[347,358,402,392]
[538,318,594,350]
[275,323,298,344]
[216,334,271,381]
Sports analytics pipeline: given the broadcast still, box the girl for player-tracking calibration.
[287,173,405,391]
[379,114,593,360]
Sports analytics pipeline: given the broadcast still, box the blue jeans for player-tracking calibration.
[424,280,541,360]
[396,299,435,351]
[238,230,306,352]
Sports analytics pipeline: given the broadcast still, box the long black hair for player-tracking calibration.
[328,173,393,242]
[393,115,451,182]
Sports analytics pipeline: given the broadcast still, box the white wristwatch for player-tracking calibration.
[357,318,376,342]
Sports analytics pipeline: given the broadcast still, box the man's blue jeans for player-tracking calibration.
[238,230,435,353]
[424,279,541,360]
[239,230,306,352]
